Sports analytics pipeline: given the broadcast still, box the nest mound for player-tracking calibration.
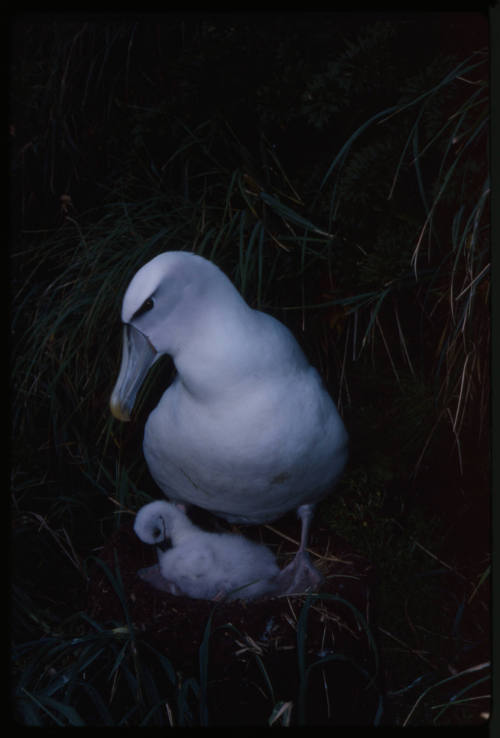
[88,512,379,725]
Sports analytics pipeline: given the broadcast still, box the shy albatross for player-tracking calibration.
[110,251,348,595]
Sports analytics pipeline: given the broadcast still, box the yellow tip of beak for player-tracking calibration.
[110,397,131,422]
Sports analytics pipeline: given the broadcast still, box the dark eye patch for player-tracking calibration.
[132,297,154,321]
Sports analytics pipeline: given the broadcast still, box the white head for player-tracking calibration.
[120,252,240,356]
[110,251,252,419]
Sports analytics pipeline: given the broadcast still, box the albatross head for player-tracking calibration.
[110,251,249,420]
[110,252,185,421]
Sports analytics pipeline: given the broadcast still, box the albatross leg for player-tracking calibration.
[275,503,324,595]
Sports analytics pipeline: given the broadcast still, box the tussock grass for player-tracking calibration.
[319,48,489,472]
[295,593,379,725]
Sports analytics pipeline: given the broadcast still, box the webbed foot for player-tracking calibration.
[274,551,324,595]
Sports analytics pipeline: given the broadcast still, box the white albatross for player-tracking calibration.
[134,500,280,600]
[110,251,348,594]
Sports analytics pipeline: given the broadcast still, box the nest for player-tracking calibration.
[87,512,379,725]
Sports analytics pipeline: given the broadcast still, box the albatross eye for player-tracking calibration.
[133,297,154,320]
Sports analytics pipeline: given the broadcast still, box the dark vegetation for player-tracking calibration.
[11,12,490,726]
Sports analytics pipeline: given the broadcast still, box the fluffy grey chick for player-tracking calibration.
[134,500,280,601]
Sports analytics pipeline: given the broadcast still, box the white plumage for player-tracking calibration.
[111,251,348,594]
[134,500,280,601]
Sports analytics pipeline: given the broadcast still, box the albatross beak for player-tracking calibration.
[110,324,158,421]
